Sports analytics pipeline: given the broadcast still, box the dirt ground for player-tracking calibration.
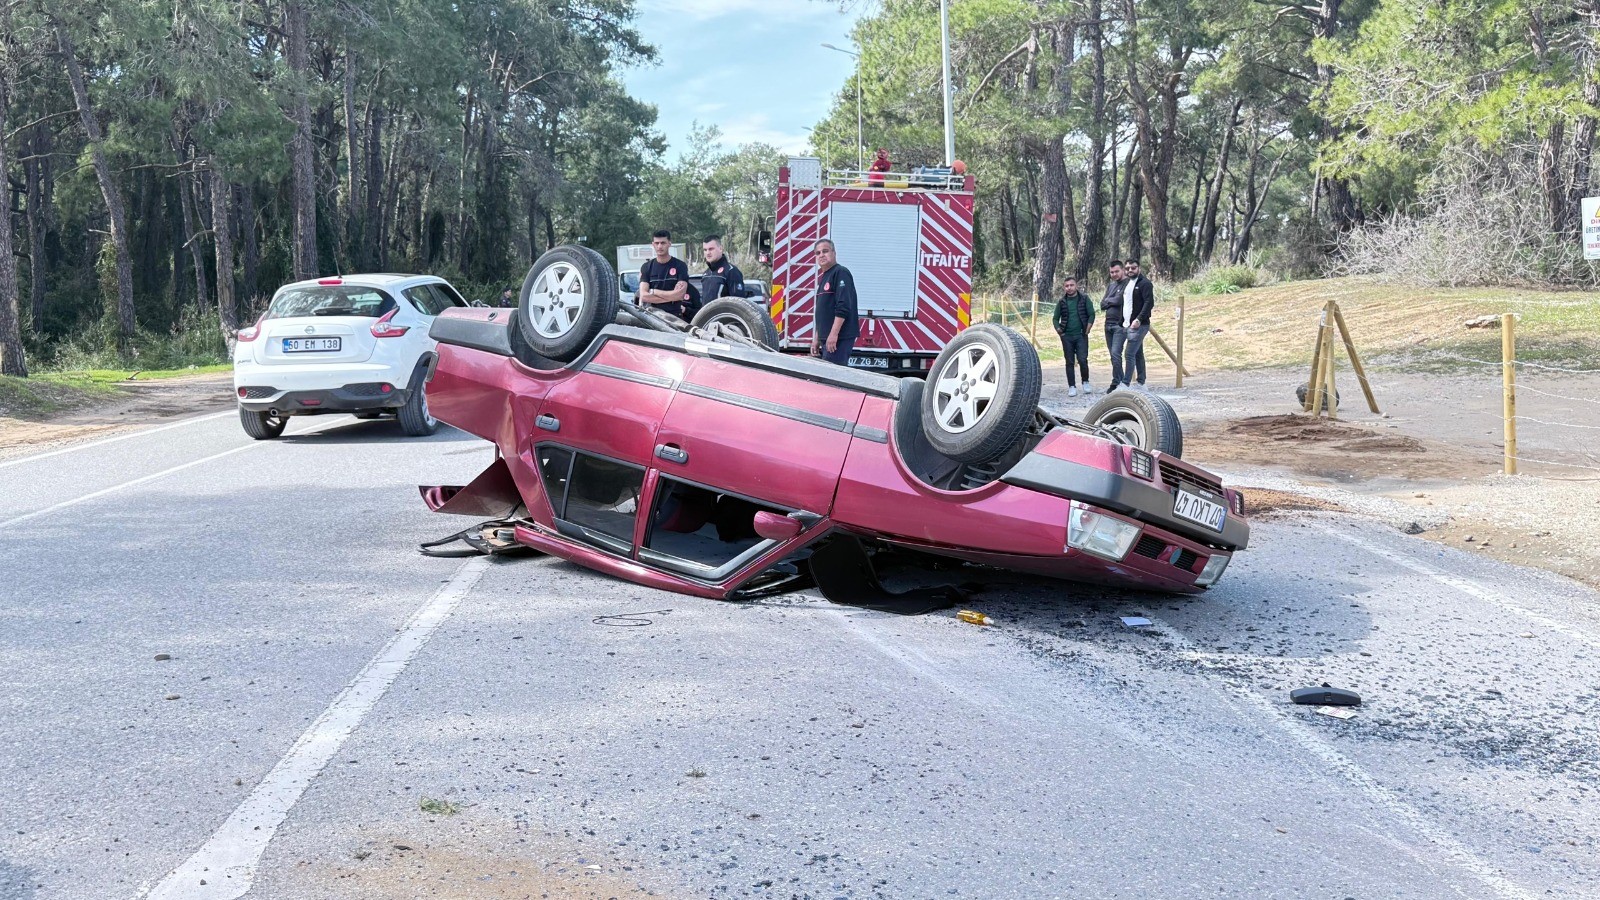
[0,372,235,460]
[1042,364,1600,591]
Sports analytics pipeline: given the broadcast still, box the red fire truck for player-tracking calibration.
[769,156,976,374]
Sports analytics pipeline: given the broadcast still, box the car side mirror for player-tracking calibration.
[757,229,772,255]
[753,511,803,541]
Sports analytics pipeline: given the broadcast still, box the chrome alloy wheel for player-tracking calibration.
[525,262,586,338]
[931,342,1000,434]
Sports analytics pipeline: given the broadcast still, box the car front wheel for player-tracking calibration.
[1085,388,1183,457]
[919,324,1042,464]
[690,297,779,349]
[240,408,287,440]
[514,245,619,362]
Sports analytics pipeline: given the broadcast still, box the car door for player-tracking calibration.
[535,337,686,465]
[651,354,866,515]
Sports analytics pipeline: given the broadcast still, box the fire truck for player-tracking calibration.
[769,156,976,374]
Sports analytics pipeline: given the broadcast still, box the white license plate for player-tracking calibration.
[283,337,341,353]
[848,356,888,369]
[1173,487,1227,532]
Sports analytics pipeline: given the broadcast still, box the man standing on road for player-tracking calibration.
[1101,260,1128,389]
[699,235,746,300]
[811,239,859,365]
[637,230,693,321]
[1052,275,1095,397]
[1121,259,1155,387]
[499,288,515,308]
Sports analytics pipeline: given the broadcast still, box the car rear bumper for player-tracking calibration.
[236,383,411,413]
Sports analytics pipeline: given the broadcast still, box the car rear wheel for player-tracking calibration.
[398,384,438,436]
[691,298,779,349]
[515,245,618,362]
[1085,387,1183,457]
[240,408,287,440]
[919,324,1041,464]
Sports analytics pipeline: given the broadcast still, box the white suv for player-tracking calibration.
[232,274,469,439]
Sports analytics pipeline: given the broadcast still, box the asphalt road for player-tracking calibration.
[2,409,1598,899]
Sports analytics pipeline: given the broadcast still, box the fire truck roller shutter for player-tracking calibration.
[827,202,921,319]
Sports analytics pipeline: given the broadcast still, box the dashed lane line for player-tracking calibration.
[0,417,350,532]
[141,556,492,900]
[0,409,235,470]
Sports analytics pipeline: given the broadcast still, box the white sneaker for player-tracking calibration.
[1068,386,1079,397]
[1082,382,1094,394]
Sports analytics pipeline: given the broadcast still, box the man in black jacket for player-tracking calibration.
[1052,275,1095,396]
[1121,259,1155,386]
[811,239,859,365]
[637,229,693,321]
[1100,260,1127,389]
[699,234,746,300]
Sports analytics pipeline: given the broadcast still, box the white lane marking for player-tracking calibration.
[143,556,492,900]
[1318,524,1600,651]
[1147,614,1536,900]
[0,417,351,531]
[0,409,235,470]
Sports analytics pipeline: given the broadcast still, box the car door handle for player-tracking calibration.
[655,443,688,464]
[536,414,559,432]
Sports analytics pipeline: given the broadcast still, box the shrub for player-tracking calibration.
[1184,263,1267,295]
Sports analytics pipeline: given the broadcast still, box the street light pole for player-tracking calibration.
[822,43,863,172]
[939,0,955,165]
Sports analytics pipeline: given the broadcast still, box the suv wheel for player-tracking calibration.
[397,383,438,436]
[240,408,287,440]
[919,324,1041,464]
[514,245,618,361]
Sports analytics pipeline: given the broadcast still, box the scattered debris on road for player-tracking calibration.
[1317,707,1358,721]
[1120,616,1154,627]
[956,610,994,626]
[1291,685,1362,706]
[591,609,673,627]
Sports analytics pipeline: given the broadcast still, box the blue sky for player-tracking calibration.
[621,0,871,160]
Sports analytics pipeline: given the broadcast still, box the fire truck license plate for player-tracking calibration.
[848,356,888,369]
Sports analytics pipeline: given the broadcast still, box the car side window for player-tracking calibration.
[404,285,450,317]
[433,282,468,307]
[643,477,783,573]
[537,445,643,554]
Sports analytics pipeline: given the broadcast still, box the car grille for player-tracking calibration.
[239,386,277,399]
[1172,549,1200,572]
[1133,535,1166,559]
[343,382,389,397]
[1159,459,1224,496]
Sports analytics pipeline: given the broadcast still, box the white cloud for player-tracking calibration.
[715,113,812,154]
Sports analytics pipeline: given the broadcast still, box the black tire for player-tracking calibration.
[514,245,618,362]
[919,324,1042,464]
[239,407,287,440]
[1085,387,1183,457]
[397,383,437,436]
[1296,382,1340,409]
[691,297,780,348]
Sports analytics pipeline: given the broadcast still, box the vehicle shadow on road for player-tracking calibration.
[280,420,477,446]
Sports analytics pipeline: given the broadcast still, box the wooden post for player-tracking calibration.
[1146,327,1191,376]
[1305,303,1329,411]
[1503,312,1517,475]
[1175,296,1185,388]
[1030,291,1040,345]
[1322,323,1339,420]
[1309,312,1335,417]
[1330,303,1380,414]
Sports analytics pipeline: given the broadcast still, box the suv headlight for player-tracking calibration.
[1194,553,1230,587]
[1067,502,1140,561]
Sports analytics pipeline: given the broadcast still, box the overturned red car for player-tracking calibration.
[419,246,1248,601]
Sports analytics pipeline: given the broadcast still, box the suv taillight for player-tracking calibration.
[236,314,265,342]
[371,308,410,338]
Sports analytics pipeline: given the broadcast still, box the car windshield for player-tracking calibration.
[621,272,640,293]
[266,286,397,320]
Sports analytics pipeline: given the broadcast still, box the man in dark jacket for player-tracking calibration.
[1100,260,1127,389]
[637,229,693,321]
[1121,259,1155,386]
[699,234,746,300]
[1052,275,1095,396]
[810,239,859,365]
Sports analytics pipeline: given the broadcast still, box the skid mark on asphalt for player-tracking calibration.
[0,409,235,470]
[0,416,349,531]
[1142,615,1537,900]
[1317,523,1600,650]
[141,556,492,900]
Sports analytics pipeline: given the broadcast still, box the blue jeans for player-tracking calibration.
[1123,325,1148,385]
[1105,326,1127,387]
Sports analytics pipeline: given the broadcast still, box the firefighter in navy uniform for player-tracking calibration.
[810,238,860,365]
[698,234,747,300]
[636,229,695,321]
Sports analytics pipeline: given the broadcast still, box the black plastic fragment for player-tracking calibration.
[1291,686,1362,707]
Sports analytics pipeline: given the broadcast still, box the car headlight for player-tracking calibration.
[1067,502,1140,561]
[1194,553,1230,587]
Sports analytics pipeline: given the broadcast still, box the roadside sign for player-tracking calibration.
[1583,197,1600,260]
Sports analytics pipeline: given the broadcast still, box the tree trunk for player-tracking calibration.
[0,75,25,375]
[211,165,238,347]
[1567,1,1600,233]
[364,101,383,269]
[286,0,318,279]
[238,184,260,307]
[1032,140,1066,304]
[24,126,47,333]
[1313,0,1359,229]
[1076,0,1107,281]
[344,45,361,254]
[174,141,212,311]
[1539,120,1566,229]
[56,23,136,339]
[1199,99,1242,264]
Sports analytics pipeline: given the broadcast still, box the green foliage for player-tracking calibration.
[1183,264,1267,295]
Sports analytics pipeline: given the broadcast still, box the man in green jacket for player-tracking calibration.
[1052,275,1096,397]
